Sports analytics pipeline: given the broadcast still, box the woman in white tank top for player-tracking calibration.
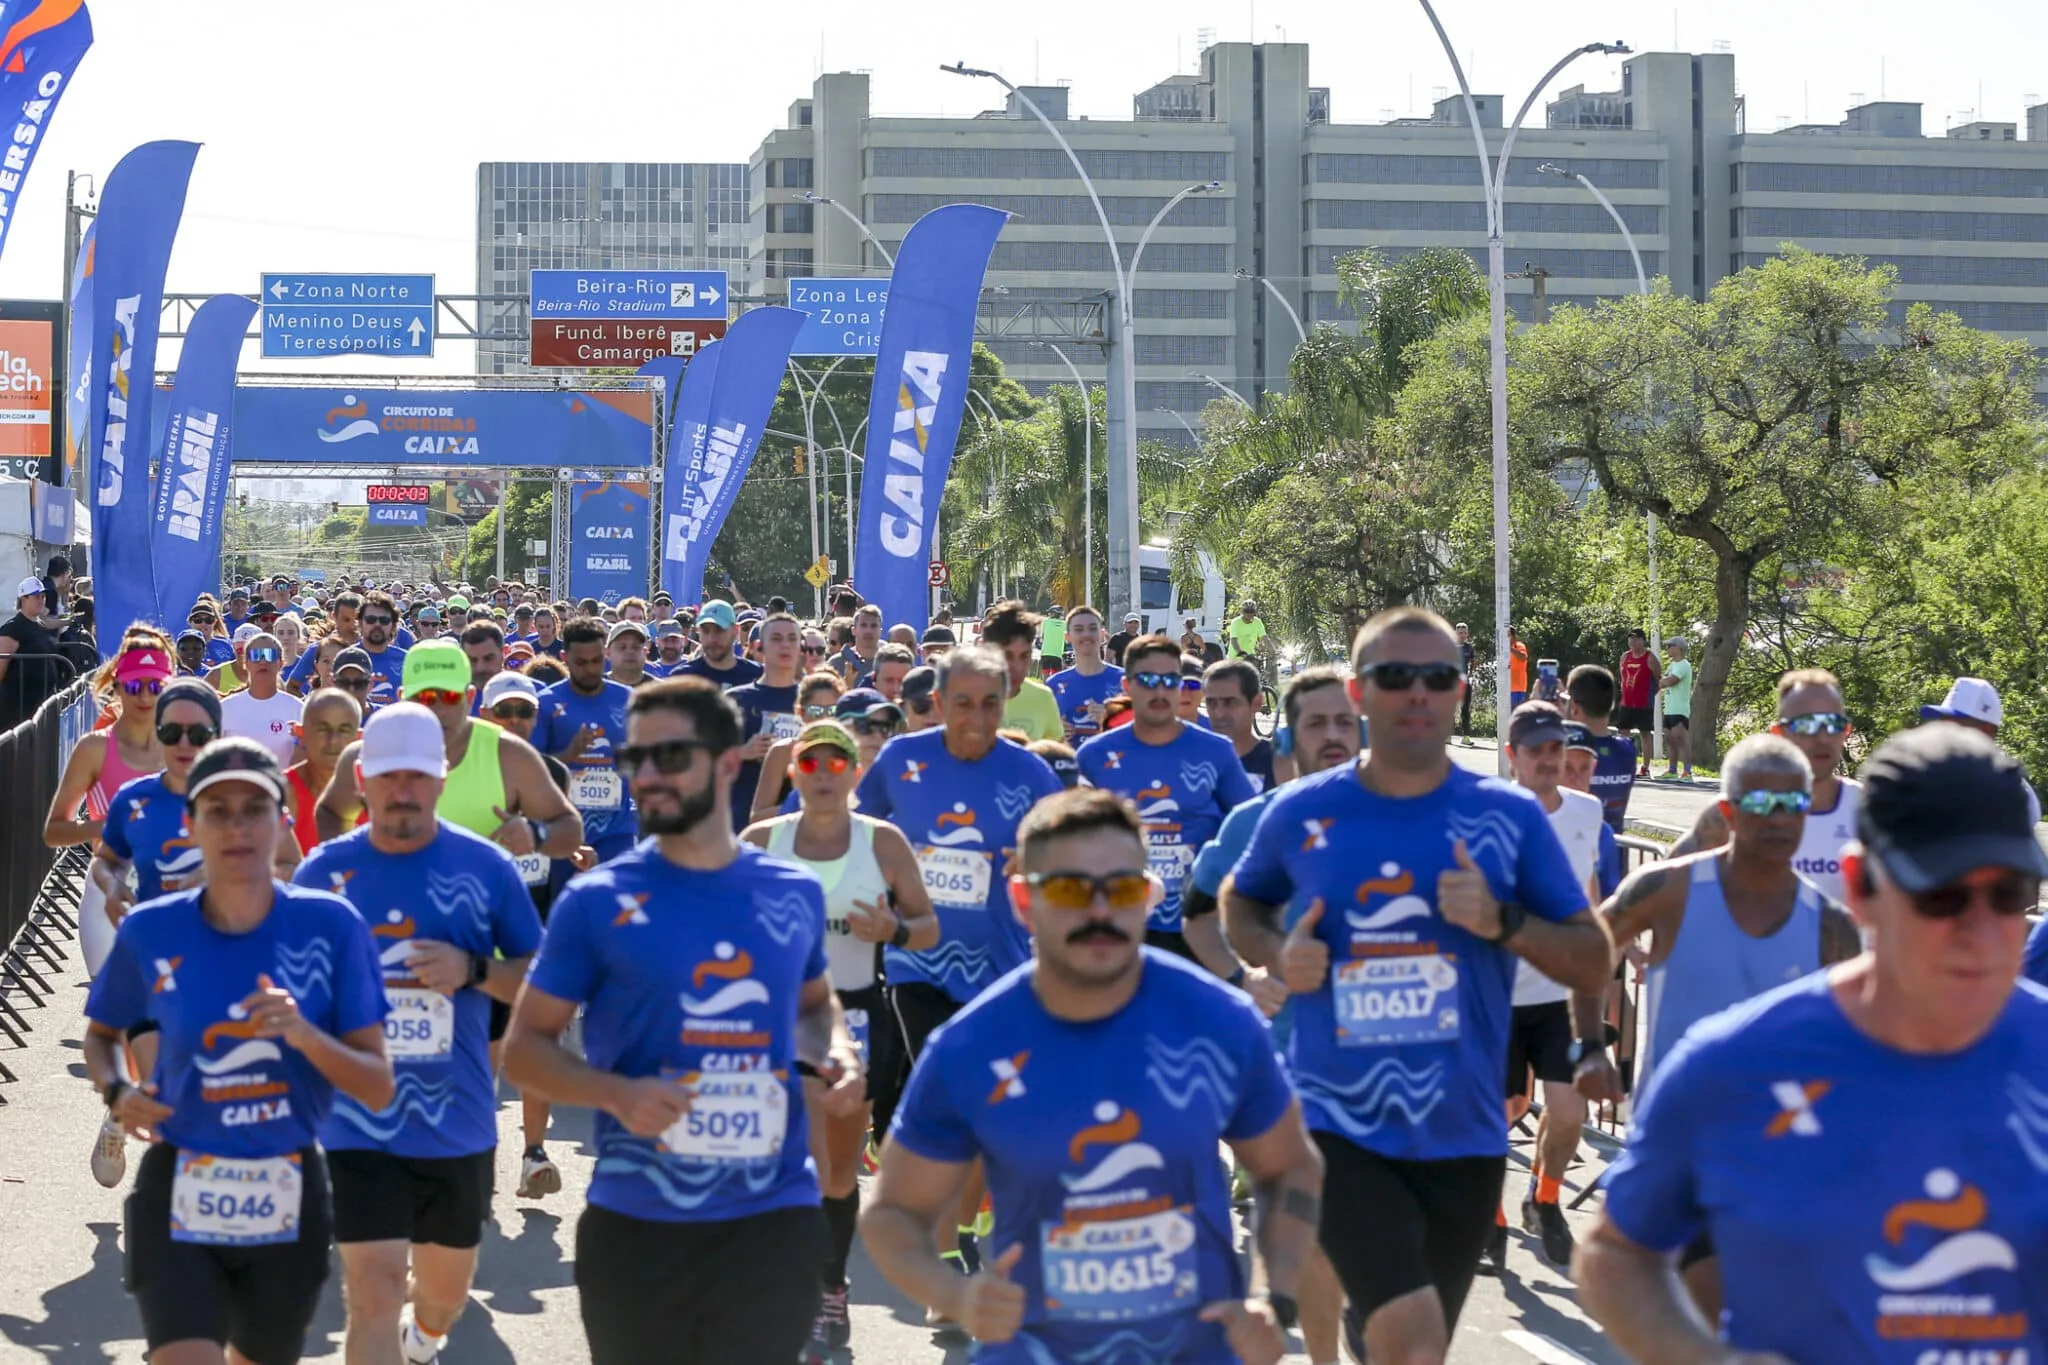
[741,720,937,1354]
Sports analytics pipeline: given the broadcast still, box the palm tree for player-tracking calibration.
[943,385,1184,609]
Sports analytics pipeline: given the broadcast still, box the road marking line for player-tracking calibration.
[1502,1328,1598,1364]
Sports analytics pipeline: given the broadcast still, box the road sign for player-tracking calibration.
[803,554,832,590]
[788,277,888,356]
[927,560,950,588]
[529,318,727,368]
[529,269,728,320]
[366,505,427,527]
[260,273,434,359]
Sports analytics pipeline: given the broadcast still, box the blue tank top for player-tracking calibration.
[1642,856,1821,1084]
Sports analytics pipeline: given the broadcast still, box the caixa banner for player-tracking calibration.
[232,386,656,468]
[569,481,651,605]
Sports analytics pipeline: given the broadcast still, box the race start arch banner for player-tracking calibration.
[232,385,656,467]
[568,481,651,605]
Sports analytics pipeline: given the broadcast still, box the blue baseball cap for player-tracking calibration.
[697,600,738,630]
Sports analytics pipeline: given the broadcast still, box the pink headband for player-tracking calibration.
[115,648,173,685]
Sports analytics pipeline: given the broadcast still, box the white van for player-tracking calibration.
[1137,540,1225,641]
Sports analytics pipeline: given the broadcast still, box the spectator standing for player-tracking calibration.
[1454,622,1475,741]
[0,575,64,727]
[1615,628,1661,776]
[1659,637,1694,781]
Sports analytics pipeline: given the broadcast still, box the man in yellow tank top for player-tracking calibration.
[313,642,583,863]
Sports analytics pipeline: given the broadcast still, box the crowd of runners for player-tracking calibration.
[25,566,2048,1365]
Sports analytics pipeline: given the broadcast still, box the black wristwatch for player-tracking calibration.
[890,916,913,949]
[1492,899,1528,944]
[468,953,491,988]
[1264,1293,1300,1331]
[103,1078,129,1109]
[527,818,548,850]
[1566,1039,1605,1068]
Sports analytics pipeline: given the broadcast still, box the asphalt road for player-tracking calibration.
[0,770,1720,1364]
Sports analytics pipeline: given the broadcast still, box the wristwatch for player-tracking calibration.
[527,817,548,850]
[468,953,491,988]
[1492,899,1528,944]
[103,1078,129,1109]
[889,916,913,949]
[1566,1039,1605,1069]
[1263,1293,1300,1331]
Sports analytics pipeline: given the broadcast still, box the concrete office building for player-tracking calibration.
[475,160,751,375]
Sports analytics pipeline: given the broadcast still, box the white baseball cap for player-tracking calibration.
[357,702,448,779]
[15,575,44,598]
[233,623,263,643]
[1920,677,2004,729]
[480,671,539,711]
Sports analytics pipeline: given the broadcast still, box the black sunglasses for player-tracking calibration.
[491,703,537,722]
[846,714,901,737]
[1361,661,1464,693]
[121,679,164,696]
[906,695,935,715]
[1910,873,2038,920]
[336,675,373,692]
[361,614,396,627]
[157,722,217,747]
[616,738,724,774]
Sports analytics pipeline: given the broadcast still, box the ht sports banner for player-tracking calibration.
[150,293,256,625]
[232,385,656,468]
[568,481,651,605]
[0,0,94,266]
[657,341,720,603]
[659,306,803,606]
[852,204,1005,632]
[88,140,198,650]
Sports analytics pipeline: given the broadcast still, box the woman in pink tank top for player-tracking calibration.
[45,635,173,850]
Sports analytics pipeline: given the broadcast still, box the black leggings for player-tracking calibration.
[1313,1131,1504,1330]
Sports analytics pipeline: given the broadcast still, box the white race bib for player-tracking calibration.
[384,987,456,1061]
[918,846,993,911]
[1334,953,1461,1048]
[763,712,805,742]
[572,768,622,810]
[660,1072,788,1163]
[1040,1206,1200,1322]
[170,1152,303,1246]
[513,852,549,886]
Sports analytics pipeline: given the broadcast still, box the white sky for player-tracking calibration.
[0,0,2038,382]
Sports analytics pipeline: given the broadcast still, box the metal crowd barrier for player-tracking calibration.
[0,674,97,1099]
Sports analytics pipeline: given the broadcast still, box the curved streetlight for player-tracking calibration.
[800,191,896,270]
[1033,340,1095,605]
[1155,406,1199,442]
[1128,181,1224,280]
[1416,0,1629,763]
[1192,371,1254,411]
[1233,268,1309,345]
[1535,164,1646,294]
[942,60,1141,625]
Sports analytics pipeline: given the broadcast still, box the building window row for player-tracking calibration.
[867,193,1228,228]
[1742,206,2048,243]
[1307,244,1663,279]
[1307,153,1662,190]
[1738,161,2048,200]
[1886,299,2048,331]
[1136,380,1237,409]
[981,240,1229,273]
[869,146,1229,182]
[1313,199,1663,235]
[763,159,815,189]
[1737,251,2048,287]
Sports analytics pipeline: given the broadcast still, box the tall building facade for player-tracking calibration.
[473,46,2048,413]
[474,161,750,374]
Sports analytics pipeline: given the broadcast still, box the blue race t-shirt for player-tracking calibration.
[202,637,235,669]
[1076,723,1257,934]
[673,655,763,689]
[532,677,637,855]
[84,884,388,1157]
[726,680,803,831]
[1603,974,2048,1364]
[890,951,1296,1364]
[1047,664,1123,741]
[855,730,1065,1003]
[1229,763,1588,1160]
[2023,916,2048,991]
[101,773,202,902]
[1585,730,1637,832]
[524,843,829,1223]
[284,642,407,704]
[1190,789,1273,901]
[296,823,542,1159]
[1595,821,1623,899]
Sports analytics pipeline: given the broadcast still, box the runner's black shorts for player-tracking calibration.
[1144,928,1201,965]
[126,1141,332,1362]
[1313,1131,1503,1328]
[489,997,511,1042]
[328,1147,494,1249]
[576,1202,826,1365]
[1664,712,1690,731]
[1612,705,1654,733]
[837,981,903,1119]
[888,980,962,1061]
[1506,1000,1576,1097]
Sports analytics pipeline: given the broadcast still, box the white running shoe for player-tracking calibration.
[91,1114,126,1189]
[516,1149,561,1199]
[401,1317,442,1364]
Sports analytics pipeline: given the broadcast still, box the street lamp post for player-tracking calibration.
[1234,268,1309,345]
[943,61,1141,627]
[1155,406,1199,442]
[1033,340,1094,607]
[1415,0,1628,764]
[1537,159,1660,756]
[1193,372,1254,411]
[801,191,896,270]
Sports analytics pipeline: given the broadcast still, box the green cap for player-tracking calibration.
[445,594,471,611]
[400,640,471,697]
[794,720,859,763]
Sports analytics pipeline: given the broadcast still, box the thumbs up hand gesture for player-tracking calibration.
[1278,899,1329,994]
[951,1242,1028,1343]
[1437,839,1502,940]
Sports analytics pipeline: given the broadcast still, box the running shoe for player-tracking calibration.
[516,1147,561,1199]
[955,1225,982,1274]
[817,1282,851,1350]
[400,1317,442,1364]
[91,1114,126,1189]
[1523,1198,1576,1267]
[1477,1222,1509,1276]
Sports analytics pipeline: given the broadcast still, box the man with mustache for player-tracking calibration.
[503,679,862,1365]
[1572,731,1862,1321]
[864,787,1322,1365]
[294,704,541,1365]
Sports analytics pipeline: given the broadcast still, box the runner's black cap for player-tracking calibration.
[1509,700,1570,749]
[185,736,288,808]
[1856,725,2048,892]
[900,665,937,705]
